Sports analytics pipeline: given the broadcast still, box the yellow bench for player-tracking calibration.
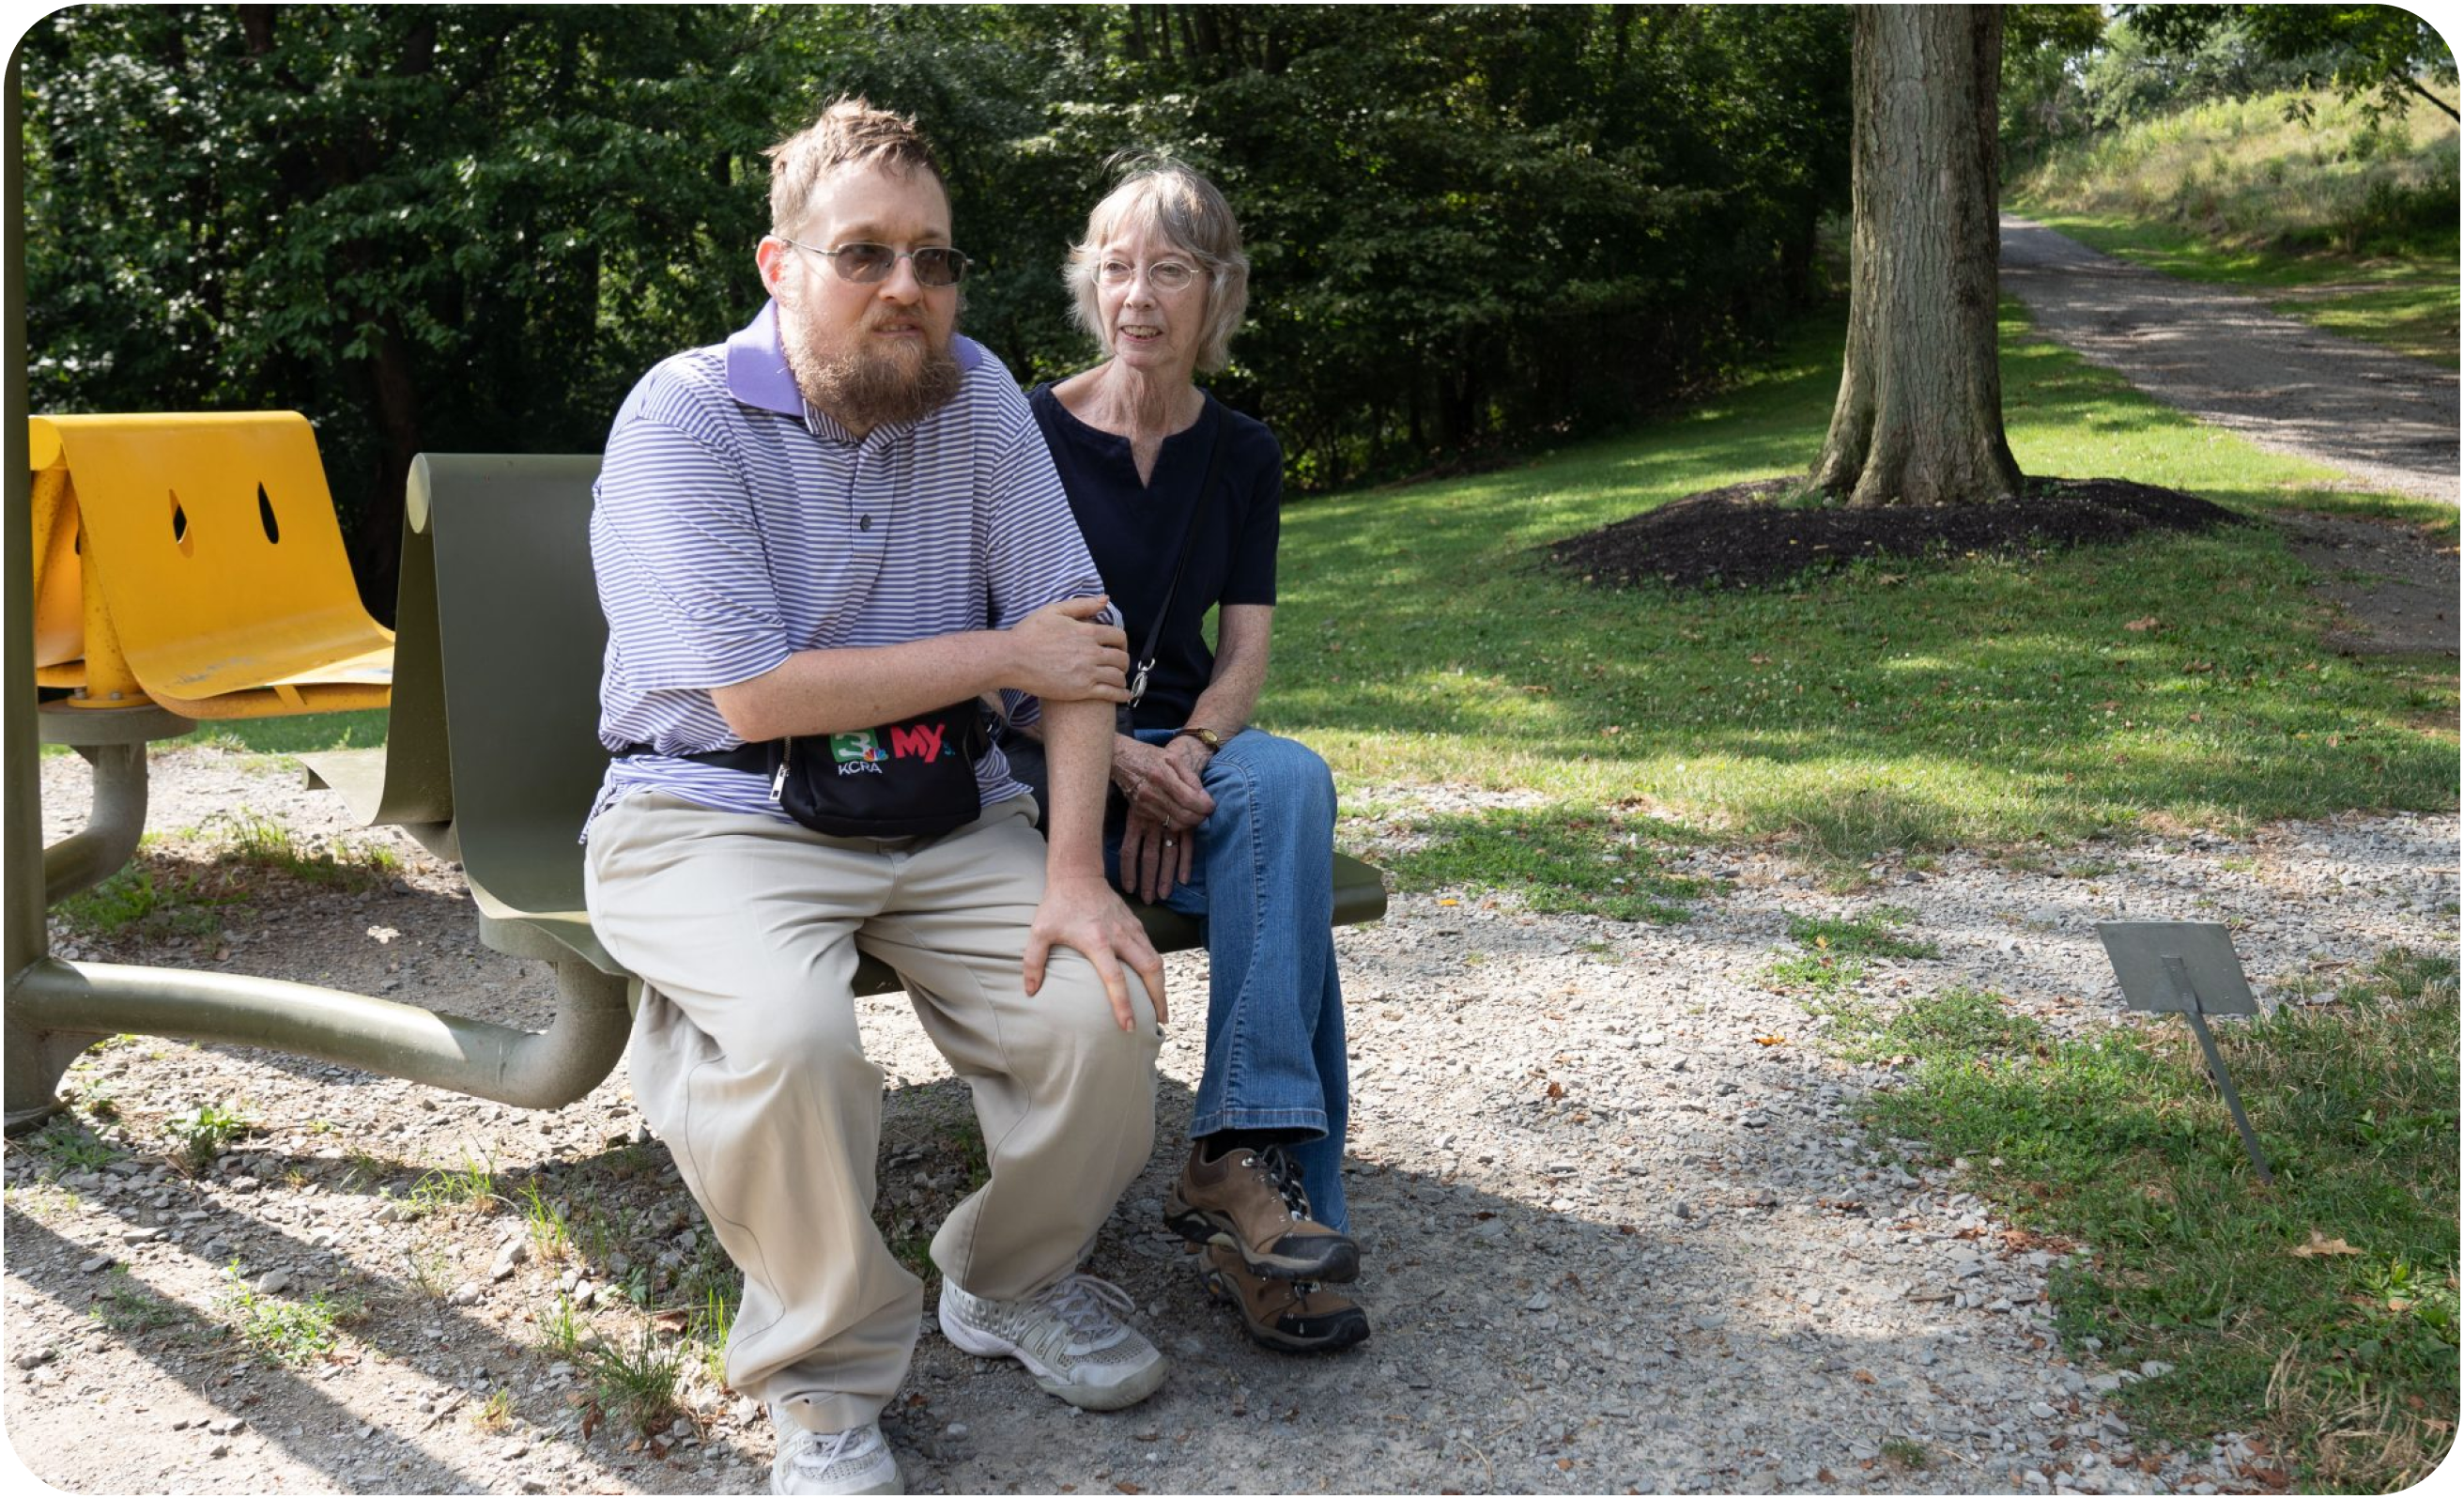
[28,411,393,719]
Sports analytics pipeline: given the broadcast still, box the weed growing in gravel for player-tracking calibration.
[518,1181,573,1263]
[1784,907,1938,959]
[563,1188,621,1264]
[409,1151,498,1216]
[602,1140,666,1182]
[21,1118,120,1176]
[1878,1436,1930,1471]
[1385,804,1707,921]
[74,1079,122,1123]
[162,1100,253,1170]
[211,809,399,888]
[90,1268,192,1336]
[220,1264,355,1366]
[1763,907,1937,997]
[539,1292,585,1357]
[583,1329,685,1437]
[339,1149,404,1195]
[470,1390,516,1433]
[1762,950,1868,997]
[1854,949,2457,1491]
[1830,987,2044,1067]
[400,1242,457,1301]
[54,865,161,934]
[54,862,234,942]
[688,1283,738,1387]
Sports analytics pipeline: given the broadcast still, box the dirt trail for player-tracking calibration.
[2000,212,2458,504]
[2003,213,2459,657]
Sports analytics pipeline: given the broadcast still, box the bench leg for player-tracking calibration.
[2,998,104,1135]
[42,741,147,905]
[3,954,634,1121]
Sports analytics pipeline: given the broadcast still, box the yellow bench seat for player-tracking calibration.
[28,411,393,719]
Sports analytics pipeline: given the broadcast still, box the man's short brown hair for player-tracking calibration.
[765,97,943,235]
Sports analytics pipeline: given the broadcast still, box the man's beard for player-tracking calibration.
[782,305,963,432]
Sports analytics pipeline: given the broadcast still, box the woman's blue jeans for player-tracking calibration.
[1105,728,1351,1232]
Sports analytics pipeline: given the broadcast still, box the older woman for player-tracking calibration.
[1028,162,1364,1354]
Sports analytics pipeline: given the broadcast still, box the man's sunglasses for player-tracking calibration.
[778,237,970,287]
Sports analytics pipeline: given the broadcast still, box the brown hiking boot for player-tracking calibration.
[1163,1142,1359,1282]
[1199,1244,1369,1354]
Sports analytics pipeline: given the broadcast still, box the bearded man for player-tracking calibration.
[583,99,1171,1497]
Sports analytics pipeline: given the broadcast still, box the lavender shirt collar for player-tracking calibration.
[725,300,985,419]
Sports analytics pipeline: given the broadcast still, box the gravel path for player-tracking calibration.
[2000,213,2460,504]
[7,750,2456,1494]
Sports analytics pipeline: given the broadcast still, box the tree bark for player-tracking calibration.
[1811,5,2021,507]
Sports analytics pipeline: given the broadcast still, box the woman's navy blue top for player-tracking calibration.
[1028,383,1282,732]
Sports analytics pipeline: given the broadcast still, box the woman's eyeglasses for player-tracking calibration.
[1097,258,1199,292]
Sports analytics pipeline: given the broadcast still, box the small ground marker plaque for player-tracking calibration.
[2095,920,2273,1184]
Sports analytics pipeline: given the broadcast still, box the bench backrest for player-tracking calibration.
[412,454,619,970]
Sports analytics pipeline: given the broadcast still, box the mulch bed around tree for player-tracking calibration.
[1549,475,2246,590]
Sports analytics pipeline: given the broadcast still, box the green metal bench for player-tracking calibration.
[323,453,1386,995]
[4,444,1385,1131]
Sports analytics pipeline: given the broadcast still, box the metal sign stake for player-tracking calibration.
[2097,922,2274,1185]
[2162,955,2274,1185]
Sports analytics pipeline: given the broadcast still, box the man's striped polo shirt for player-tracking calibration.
[586,300,1107,834]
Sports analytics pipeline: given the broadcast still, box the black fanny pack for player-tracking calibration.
[628,700,989,839]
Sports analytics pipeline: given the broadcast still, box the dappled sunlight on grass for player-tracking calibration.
[1268,305,2455,859]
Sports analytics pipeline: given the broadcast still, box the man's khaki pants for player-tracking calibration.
[584,791,1162,1435]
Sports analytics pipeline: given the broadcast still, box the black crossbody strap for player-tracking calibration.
[1128,397,1229,707]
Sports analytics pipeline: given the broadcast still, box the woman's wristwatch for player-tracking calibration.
[1171,725,1226,751]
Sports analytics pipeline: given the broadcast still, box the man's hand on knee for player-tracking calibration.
[1024,872,1168,1030]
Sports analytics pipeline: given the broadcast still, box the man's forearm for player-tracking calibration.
[1039,697,1116,879]
[711,634,1011,743]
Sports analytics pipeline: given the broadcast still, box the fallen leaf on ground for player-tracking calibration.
[2291,1230,2363,1258]
[2124,616,2160,631]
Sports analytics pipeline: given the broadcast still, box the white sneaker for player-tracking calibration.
[937,1272,1168,1411]
[768,1410,900,1496]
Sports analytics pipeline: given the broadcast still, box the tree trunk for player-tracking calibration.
[348,318,422,622]
[1811,5,2021,507]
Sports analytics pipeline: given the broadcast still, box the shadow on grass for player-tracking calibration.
[1267,306,2455,858]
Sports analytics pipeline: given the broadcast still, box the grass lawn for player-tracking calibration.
[39,706,390,762]
[1809,949,2458,1492]
[1270,302,2455,877]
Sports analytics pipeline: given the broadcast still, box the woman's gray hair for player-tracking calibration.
[1065,157,1250,375]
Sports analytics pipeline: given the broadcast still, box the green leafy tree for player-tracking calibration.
[24,4,788,610]
[26,2,1864,555]
[2125,4,2459,122]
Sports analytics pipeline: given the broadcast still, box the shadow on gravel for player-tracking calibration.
[11,890,2106,1496]
[5,1206,511,1492]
